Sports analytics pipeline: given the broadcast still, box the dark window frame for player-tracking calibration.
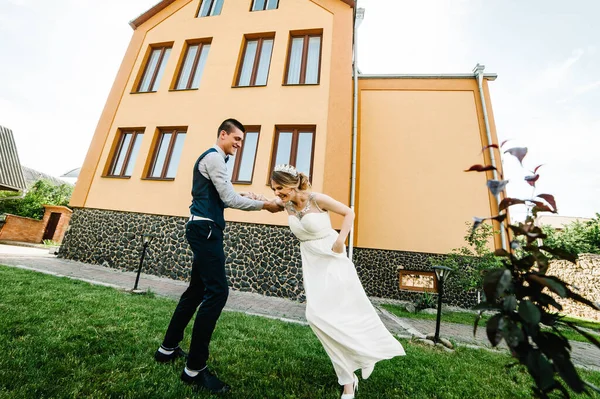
[235,36,274,87]
[146,129,187,181]
[269,126,316,182]
[230,127,261,184]
[174,40,211,90]
[105,130,144,178]
[250,0,279,11]
[136,46,172,93]
[196,0,223,17]
[284,33,323,85]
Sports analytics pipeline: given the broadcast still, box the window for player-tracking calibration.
[227,128,260,183]
[107,130,144,177]
[147,130,186,179]
[174,41,211,90]
[137,46,172,93]
[236,37,274,87]
[251,0,278,11]
[197,0,224,17]
[285,34,322,85]
[271,127,315,180]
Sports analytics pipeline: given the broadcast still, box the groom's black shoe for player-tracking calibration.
[154,346,188,363]
[181,368,231,394]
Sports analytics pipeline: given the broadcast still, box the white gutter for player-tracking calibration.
[348,7,364,261]
[473,63,507,250]
[360,73,497,80]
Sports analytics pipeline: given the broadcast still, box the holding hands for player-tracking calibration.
[241,192,284,213]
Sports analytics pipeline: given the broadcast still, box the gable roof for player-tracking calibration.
[0,126,27,192]
[22,166,72,188]
[129,0,355,29]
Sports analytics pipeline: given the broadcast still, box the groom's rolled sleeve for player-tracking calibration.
[203,153,263,211]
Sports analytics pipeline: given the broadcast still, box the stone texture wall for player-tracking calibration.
[354,248,478,308]
[60,208,476,307]
[548,254,600,321]
[59,208,306,300]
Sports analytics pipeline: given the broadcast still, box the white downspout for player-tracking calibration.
[473,63,507,250]
[348,6,364,261]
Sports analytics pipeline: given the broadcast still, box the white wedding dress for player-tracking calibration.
[286,194,405,385]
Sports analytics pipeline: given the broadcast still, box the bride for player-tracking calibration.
[267,164,405,398]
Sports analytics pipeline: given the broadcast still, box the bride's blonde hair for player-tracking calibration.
[271,165,310,191]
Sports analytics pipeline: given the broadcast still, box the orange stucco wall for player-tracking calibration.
[71,0,353,229]
[71,0,503,255]
[355,78,501,254]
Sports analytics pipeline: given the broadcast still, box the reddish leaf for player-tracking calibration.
[564,322,600,349]
[529,200,555,213]
[465,164,497,172]
[532,203,556,214]
[524,174,540,187]
[490,214,508,223]
[567,290,600,311]
[499,198,526,211]
[533,164,544,173]
[536,194,557,212]
[504,147,528,165]
[494,249,511,257]
[523,224,546,237]
[482,144,500,153]
[509,224,527,237]
[509,224,546,241]
[539,246,577,263]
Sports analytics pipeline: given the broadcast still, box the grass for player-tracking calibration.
[382,304,600,344]
[0,265,599,399]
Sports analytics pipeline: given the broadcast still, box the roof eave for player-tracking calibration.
[358,73,498,81]
[129,0,355,30]
[129,0,178,30]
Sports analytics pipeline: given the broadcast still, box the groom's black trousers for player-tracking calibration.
[162,220,228,370]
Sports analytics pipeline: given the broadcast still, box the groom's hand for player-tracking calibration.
[241,192,269,201]
[240,191,258,200]
[263,199,284,213]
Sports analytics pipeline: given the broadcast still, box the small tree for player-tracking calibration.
[466,143,600,398]
[0,180,72,220]
[436,222,503,293]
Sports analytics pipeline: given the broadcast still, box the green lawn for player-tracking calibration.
[382,304,600,344]
[1,265,599,399]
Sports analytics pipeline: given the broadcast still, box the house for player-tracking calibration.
[22,166,72,188]
[0,126,27,192]
[61,0,504,306]
[0,127,72,244]
[537,215,593,230]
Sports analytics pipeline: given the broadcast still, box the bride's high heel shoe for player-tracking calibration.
[340,374,358,399]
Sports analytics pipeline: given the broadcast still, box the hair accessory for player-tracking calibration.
[273,164,298,177]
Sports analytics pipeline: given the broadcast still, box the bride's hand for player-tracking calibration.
[332,240,345,254]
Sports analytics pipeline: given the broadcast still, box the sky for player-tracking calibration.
[0,0,598,219]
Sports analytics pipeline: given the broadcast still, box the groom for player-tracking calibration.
[155,118,283,394]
